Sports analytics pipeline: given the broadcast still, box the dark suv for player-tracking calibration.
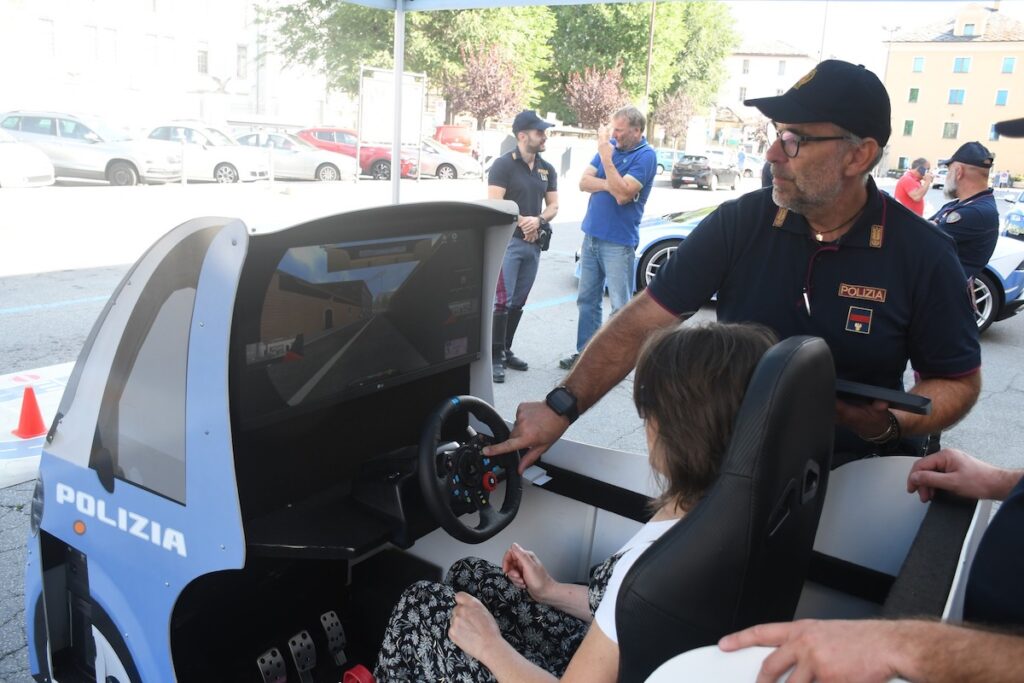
[670,153,740,191]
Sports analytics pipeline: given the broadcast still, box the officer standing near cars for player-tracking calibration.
[488,110,559,383]
[486,60,981,472]
[929,142,1000,280]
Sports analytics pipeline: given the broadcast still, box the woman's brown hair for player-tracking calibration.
[633,322,777,512]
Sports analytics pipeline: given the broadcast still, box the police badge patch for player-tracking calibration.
[845,306,873,334]
[945,211,962,223]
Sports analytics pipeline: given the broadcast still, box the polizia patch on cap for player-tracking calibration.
[792,68,816,90]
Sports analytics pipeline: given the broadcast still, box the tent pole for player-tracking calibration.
[392,1,405,204]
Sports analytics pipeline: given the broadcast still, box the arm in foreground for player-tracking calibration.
[719,619,1024,683]
[483,291,680,472]
[906,447,1024,503]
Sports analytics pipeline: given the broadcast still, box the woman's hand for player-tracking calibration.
[502,543,556,603]
[449,592,503,663]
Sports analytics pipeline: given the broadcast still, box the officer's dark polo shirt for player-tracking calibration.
[488,150,557,240]
[964,475,1024,628]
[930,188,999,280]
[649,179,980,394]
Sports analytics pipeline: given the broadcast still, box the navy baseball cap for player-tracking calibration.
[940,142,994,168]
[995,118,1024,138]
[745,59,891,147]
[512,110,554,135]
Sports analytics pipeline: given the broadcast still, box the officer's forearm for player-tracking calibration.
[899,372,981,435]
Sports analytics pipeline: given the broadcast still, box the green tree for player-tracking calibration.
[443,45,526,129]
[540,1,736,125]
[264,2,555,110]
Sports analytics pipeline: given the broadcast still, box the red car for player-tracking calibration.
[297,127,417,180]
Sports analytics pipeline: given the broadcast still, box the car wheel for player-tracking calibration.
[214,163,239,183]
[637,239,681,290]
[656,164,665,175]
[370,160,391,180]
[671,180,682,189]
[973,271,1002,333]
[729,174,738,190]
[315,163,340,181]
[743,169,753,178]
[107,161,138,186]
[436,163,457,180]
[708,175,719,191]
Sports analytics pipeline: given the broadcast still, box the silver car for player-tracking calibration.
[236,131,358,181]
[417,138,482,179]
[0,111,180,185]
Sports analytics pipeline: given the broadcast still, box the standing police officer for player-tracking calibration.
[486,60,981,472]
[930,142,1000,280]
[488,110,559,383]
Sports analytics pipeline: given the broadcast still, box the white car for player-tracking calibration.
[236,131,358,181]
[0,128,54,187]
[416,138,483,179]
[932,167,948,189]
[147,122,269,183]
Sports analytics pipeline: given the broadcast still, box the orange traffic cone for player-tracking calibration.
[12,386,47,439]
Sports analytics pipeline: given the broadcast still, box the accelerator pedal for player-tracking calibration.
[287,630,316,683]
[256,646,287,683]
[321,610,348,666]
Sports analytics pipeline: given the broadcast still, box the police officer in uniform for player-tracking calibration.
[485,60,981,472]
[488,111,559,383]
[929,142,1000,280]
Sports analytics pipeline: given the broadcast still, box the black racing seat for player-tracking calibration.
[615,336,835,682]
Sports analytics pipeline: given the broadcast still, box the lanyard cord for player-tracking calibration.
[802,244,840,316]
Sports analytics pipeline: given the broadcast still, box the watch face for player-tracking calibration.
[547,387,577,416]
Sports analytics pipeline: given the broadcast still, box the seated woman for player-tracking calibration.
[374,322,776,682]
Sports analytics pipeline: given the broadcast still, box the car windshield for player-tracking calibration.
[202,127,237,146]
[284,133,317,150]
[667,205,716,225]
[681,156,706,163]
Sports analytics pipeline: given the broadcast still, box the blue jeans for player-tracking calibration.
[494,236,541,312]
[575,234,635,352]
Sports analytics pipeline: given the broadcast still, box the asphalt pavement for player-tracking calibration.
[0,174,1022,681]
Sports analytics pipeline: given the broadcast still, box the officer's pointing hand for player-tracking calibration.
[483,400,570,474]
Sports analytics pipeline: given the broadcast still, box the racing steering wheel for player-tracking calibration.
[418,396,522,544]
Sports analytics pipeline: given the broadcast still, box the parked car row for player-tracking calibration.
[670,153,742,191]
[1,109,483,187]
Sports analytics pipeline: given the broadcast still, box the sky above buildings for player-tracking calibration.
[725,0,1024,77]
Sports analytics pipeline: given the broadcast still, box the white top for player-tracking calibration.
[594,518,678,643]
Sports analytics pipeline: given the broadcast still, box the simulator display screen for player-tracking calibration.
[245,230,482,411]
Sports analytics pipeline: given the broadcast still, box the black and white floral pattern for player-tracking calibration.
[374,554,622,682]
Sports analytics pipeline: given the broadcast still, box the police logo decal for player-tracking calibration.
[538,169,548,181]
[846,306,873,334]
[792,68,817,90]
[946,211,962,224]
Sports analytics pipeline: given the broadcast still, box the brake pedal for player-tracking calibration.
[321,610,348,667]
[256,646,287,683]
[287,630,316,683]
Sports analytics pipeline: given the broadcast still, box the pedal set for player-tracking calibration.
[287,630,316,683]
[321,610,348,667]
[256,646,287,683]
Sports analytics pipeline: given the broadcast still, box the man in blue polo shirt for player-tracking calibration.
[929,141,999,280]
[488,110,559,383]
[559,106,657,370]
[486,60,980,473]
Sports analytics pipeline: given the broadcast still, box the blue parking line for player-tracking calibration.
[0,295,108,316]
[524,294,576,311]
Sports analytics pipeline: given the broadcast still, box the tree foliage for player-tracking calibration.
[264,1,555,103]
[443,46,525,129]
[655,89,696,147]
[564,64,627,129]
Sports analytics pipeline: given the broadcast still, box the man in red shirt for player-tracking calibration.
[893,157,933,215]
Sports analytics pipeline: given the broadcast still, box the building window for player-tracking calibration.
[903,120,914,136]
[197,49,208,75]
[776,89,784,95]
[990,124,1000,141]
[236,45,248,79]
[948,89,965,105]
[909,87,919,103]
[898,156,909,170]
[953,57,971,73]
[964,23,975,36]
[1004,57,1017,73]
[742,59,749,74]
[943,122,959,139]
[778,60,786,76]
[739,87,746,101]
[912,56,924,72]
[996,90,1008,106]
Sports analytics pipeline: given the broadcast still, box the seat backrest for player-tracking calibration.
[615,336,835,682]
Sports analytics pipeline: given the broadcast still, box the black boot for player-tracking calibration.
[492,310,508,383]
[504,307,528,371]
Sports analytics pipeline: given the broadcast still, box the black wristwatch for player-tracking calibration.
[545,386,580,424]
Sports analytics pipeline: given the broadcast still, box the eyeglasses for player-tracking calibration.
[767,125,856,159]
